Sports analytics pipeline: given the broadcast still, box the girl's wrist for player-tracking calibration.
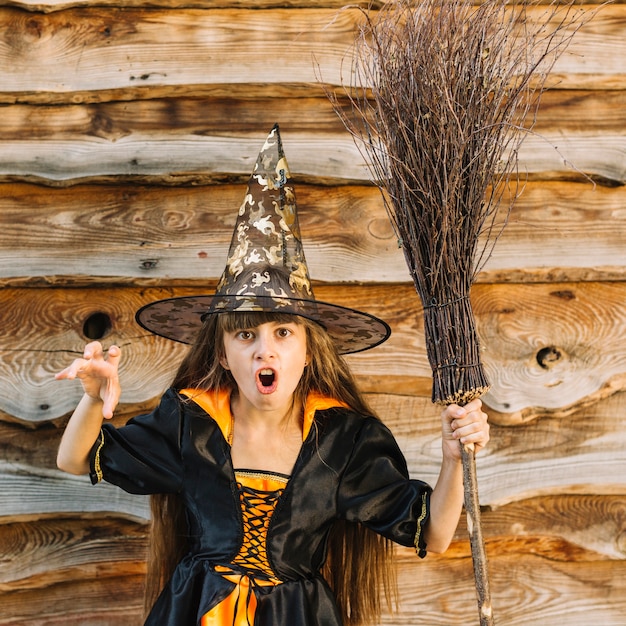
[440,449,464,469]
[442,438,464,459]
[77,393,106,420]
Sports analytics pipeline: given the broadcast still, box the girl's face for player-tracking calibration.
[220,320,308,414]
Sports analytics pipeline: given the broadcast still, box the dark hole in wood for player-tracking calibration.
[83,312,112,340]
[536,346,562,369]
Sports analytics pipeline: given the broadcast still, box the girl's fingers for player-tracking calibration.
[55,358,87,380]
[55,344,121,389]
[446,400,489,446]
[105,345,121,370]
[456,417,490,446]
[102,382,121,420]
[83,341,103,360]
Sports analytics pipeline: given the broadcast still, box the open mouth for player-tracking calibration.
[258,368,276,388]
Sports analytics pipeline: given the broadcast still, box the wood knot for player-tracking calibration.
[83,312,112,340]
[536,346,563,370]
[550,290,576,301]
[367,218,395,240]
[139,258,159,270]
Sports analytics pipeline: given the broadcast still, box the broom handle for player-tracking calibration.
[460,441,494,626]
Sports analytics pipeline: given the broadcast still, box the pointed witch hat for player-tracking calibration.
[135,124,390,354]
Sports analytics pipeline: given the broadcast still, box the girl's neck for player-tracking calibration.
[229,394,304,473]
[230,392,301,430]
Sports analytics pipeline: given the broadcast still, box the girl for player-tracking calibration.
[56,125,489,626]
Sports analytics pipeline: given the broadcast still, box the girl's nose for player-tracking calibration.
[254,328,276,359]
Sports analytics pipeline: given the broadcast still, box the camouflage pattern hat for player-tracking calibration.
[135,124,390,354]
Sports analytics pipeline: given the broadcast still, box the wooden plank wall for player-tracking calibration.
[1,0,625,624]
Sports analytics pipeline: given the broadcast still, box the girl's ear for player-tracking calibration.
[219,353,229,370]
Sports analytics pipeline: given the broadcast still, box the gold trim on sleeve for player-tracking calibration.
[93,429,105,483]
[414,491,429,555]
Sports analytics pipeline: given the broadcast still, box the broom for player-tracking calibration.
[326,0,590,623]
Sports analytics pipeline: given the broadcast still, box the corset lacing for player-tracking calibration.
[201,470,288,626]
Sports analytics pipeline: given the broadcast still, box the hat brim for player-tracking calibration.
[135,295,390,355]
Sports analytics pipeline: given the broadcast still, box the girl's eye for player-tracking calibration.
[237,330,254,340]
[277,327,292,338]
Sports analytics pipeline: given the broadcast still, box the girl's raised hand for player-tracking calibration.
[55,341,121,419]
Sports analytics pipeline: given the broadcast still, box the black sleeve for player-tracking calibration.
[89,388,185,495]
[337,417,431,557]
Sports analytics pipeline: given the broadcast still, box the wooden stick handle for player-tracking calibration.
[461,442,494,626]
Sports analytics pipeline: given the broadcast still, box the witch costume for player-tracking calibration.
[90,125,432,625]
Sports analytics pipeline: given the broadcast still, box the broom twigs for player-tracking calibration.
[424,296,489,405]
[332,0,594,389]
[335,0,592,280]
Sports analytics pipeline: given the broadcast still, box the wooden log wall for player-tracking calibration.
[1,0,624,624]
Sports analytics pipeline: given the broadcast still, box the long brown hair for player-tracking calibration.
[145,311,397,625]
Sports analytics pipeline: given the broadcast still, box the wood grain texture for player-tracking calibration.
[0,122,623,185]
[453,494,626,560]
[388,547,626,626]
[0,6,367,94]
[0,181,624,285]
[1,574,146,625]
[0,286,189,422]
[476,181,626,282]
[1,89,622,138]
[0,5,622,101]
[6,0,369,11]
[474,282,626,420]
[1,85,624,185]
[2,0,617,14]
[0,460,151,520]
[0,181,408,284]
[0,516,148,589]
